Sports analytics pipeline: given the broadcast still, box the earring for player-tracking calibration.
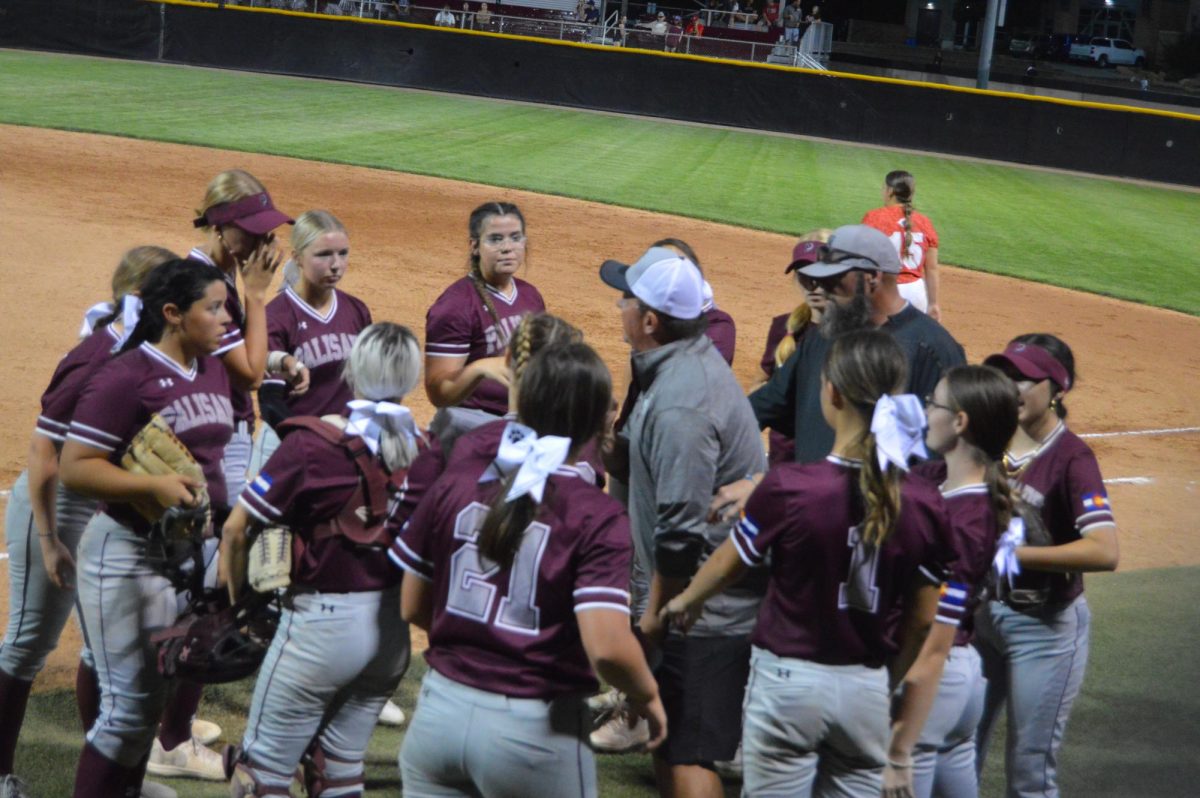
[1050,396,1061,413]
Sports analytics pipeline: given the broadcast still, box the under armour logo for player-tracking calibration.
[158,377,174,388]
[298,321,308,330]
[776,668,791,679]
[320,603,335,614]
[355,506,371,523]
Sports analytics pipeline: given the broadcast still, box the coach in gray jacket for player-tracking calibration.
[601,246,765,798]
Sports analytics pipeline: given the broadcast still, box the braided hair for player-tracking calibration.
[467,202,526,328]
[885,170,917,253]
[507,313,582,384]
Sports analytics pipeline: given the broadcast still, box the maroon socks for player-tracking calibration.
[72,743,140,798]
[0,670,34,774]
[157,678,204,751]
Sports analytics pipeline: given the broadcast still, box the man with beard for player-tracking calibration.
[747,224,964,465]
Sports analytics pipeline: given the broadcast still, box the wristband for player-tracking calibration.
[266,351,290,375]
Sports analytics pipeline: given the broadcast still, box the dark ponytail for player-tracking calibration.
[478,342,612,568]
[944,365,1021,538]
[121,259,226,353]
[885,170,916,253]
[823,329,908,546]
[1010,333,1075,419]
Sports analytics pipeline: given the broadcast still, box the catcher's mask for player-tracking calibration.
[153,592,279,684]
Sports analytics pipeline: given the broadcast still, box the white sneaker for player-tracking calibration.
[586,687,623,719]
[1,774,31,798]
[191,718,222,746]
[589,706,650,753]
[377,699,406,727]
[147,737,227,780]
[140,781,178,798]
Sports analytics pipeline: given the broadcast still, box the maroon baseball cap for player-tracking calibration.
[985,342,1072,391]
[784,239,825,274]
[194,192,293,235]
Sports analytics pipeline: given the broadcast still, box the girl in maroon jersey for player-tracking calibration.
[0,247,174,797]
[664,329,960,798]
[759,229,831,465]
[396,343,666,798]
[424,202,546,456]
[221,322,434,798]
[976,334,1119,798]
[60,259,235,797]
[911,365,1020,798]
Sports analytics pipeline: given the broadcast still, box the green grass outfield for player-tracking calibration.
[12,565,1200,796]
[1,48,1199,314]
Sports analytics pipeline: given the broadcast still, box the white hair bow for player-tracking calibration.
[110,295,143,352]
[80,301,114,339]
[870,394,928,472]
[492,421,571,503]
[993,516,1026,587]
[345,400,418,455]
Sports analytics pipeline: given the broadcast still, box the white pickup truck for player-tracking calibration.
[1069,36,1146,68]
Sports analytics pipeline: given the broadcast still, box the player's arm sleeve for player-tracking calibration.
[728,470,788,568]
[424,294,475,359]
[386,438,446,533]
[67,365,142,456]
[749,353,797,436]
[646,408,720,579]
[214,304,245,357]
[923,502,969,627]
[238,434,310,527]
[388,479,444,579]
[1067,450,1116,536]
[574,510,634,616]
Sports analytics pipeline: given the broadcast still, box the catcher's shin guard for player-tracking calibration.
[302,741,364,797]
[228,761,292,797]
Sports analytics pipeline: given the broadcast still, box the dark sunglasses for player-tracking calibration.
[796,271,849,292]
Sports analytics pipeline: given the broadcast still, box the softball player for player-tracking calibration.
[975,334,1119,798]
[188,168,292,501]
[0,248,175,797]
[862,170,941,319]
[759,231,830,466]
[59,259,235,797]
[910,365,1021,798]
[252,210,370,471]
[664,330,960,798]
[424,201,546,456]
[221,323,434,798]
[395,342,666,798]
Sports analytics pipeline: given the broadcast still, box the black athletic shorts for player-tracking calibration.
[654,633,751,767]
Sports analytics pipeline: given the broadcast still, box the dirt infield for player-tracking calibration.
[3,124,1198,690]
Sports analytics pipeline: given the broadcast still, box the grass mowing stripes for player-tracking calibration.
[1,48,1198,314]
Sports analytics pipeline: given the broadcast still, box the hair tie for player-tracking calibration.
[109,295,143,353]
[345,400,417,455]
[80,301,114,339]
[490,421,571,503]
[993,516,1025,586]
[870,394,928,472]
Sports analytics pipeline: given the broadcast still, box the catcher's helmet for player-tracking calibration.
[153,593,278,684]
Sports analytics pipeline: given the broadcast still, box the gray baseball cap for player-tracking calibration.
[599,246,705,320]
[797,224,902,278]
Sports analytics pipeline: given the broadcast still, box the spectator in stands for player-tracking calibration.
[684,14,704,37]
[651,11,669,36]
[764,0,780,27]
[434,4,456,26]
[724,0,741,27]
[805,4,821,23]
[783,0,802,43]
[615,14,629,45]
[475,1,492,27]
[460,2,472,28]
[753,12,770,31]
[583,0,600,24]
[388,0,410,18]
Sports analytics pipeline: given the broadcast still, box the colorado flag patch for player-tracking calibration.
[1082,492,1109,512]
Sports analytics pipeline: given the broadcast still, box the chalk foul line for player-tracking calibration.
[1081,426,1200,439]
[1104,477,1155,485]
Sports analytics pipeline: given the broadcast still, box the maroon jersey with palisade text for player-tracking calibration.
[68,343,234,530]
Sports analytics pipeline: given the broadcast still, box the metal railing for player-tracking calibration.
[225,1,830,68]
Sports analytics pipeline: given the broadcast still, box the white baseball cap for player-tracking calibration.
[600,246,704,320]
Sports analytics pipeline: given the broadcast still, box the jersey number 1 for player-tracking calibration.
[445,501,549,636]
[838,525,882,614]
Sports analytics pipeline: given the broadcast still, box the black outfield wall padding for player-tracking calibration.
[4,0,1198,186]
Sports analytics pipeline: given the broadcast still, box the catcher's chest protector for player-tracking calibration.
[277,417,392,549]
